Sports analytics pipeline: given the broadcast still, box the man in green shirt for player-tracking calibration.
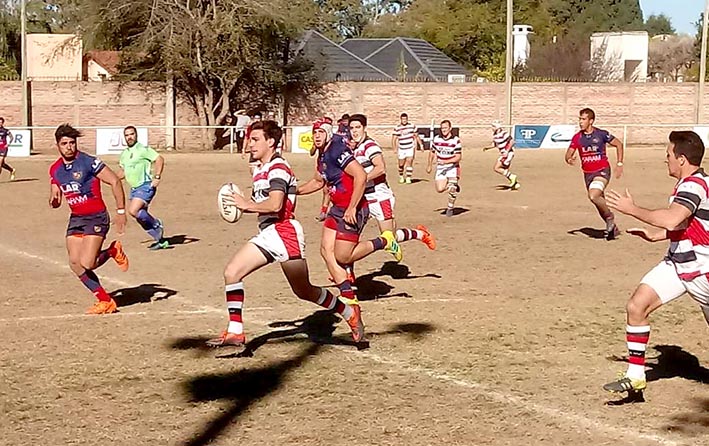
[118,126,168,250]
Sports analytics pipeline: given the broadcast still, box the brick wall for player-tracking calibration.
[2,80,707,153]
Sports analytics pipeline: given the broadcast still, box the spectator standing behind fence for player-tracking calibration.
[213,114,237,151]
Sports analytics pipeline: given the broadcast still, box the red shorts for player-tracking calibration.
[324,205,369,242]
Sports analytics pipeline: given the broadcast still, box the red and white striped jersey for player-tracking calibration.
[251,155,297,230]
[667,170,709,281]
[353,136,389,195]
[432,134,462,166]
[493,128,513,154]
[393,123,418,150]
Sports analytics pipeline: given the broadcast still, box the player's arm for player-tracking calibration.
[610,137,625,177]
[564,147,576,165]
[606,189,692,231]
[233,189,285,214]
[150,152,165,187]
[49,183,62,208]
[626,227,668,242]
[97,166,128,233]
[7,130,13,144]
[297,170,325,195]
[426,147,435,173]
[367,153,386,181]
[391,133,398,152]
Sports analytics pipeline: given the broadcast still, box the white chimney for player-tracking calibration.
[513,25,534,67]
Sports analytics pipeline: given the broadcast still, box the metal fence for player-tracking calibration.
[9,122,700,156]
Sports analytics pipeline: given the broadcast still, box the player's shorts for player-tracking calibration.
[324,205,370,242]
[129,182,157,204]
[365,187,395,221]
[0,143,7,157]
[641,259,709,306]
[583,167,611,190]
[398,148,415,160]
[498,150,515,169]
[435,163,460,181]
[249,219,305,263]
[66,211,110,238]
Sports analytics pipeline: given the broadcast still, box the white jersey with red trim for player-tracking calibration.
[251,155,297,230]
[432,134,462,166]
[493,128,514,155]
[353,136,391,197]
[393,123,418,150]
[667,169,709,281]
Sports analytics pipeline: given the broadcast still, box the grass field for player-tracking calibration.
[1,147,708,446]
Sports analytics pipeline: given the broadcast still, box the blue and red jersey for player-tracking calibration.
[569,128,615,173]
[318,135,361,208]
[0,127,10,149]
[49,151,107,215]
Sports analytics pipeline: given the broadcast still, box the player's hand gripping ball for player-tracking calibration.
[218,183,244,223]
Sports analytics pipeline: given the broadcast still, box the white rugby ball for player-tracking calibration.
[218,183,243,223]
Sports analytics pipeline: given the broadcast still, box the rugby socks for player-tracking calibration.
[226,282,244,334]
[320,205,328,215]
[337,280,357,304]
[447,180,459,210]
[95,245,116,268]
[502,169,510,178]
[78,269,112,302]
[395,228,424,242]
[136,208,161,241]
[405,166,414,181]
[314,288,354,320]
[370,235,388,251]
[625,325,650,380]
[1,161,13,172]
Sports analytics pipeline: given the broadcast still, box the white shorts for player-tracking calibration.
[640,259,709,306]
[249,220,305,263]
[365,187,395,221]
[435,164,460,181]
[498,150,515,168]
[398,148,415,160]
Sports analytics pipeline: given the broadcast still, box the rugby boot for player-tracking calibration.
[206,331,247,347]
[86,298,118,315]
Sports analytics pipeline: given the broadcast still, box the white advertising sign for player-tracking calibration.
[6,129,31,157]
[539,125,577,149]
[290,126,313,154]
[96,127,149,155]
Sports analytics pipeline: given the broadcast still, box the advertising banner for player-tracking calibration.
[6,129,31,157]
[96,128,148,155]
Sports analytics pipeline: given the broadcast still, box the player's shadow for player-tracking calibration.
[663,397,709,435]
[176,314,434,446]
[494,184,519,191]
[567,227,606,239]
[605,344,709,405]
[408,178,427,184]
[355,261,442,301]
[163,234,200,246]
[3,178,38,184]
[111,283,177,307]
[435,207,469,216]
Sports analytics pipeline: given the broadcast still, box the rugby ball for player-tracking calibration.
[218,183,243,223]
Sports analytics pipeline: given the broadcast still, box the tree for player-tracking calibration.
[95,0,322,147]
[645,13,675,37]
[648,34,694,81]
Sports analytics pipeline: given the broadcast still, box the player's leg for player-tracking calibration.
[397,154,406,183]
[128,185,166,248]
[206,242,270,347]
[68,234,118,314]
[586,173,618,239]
[603,260,685,394]
[444,169,460,217]
[496,154,518,188]
[404,155,414,184]
[321,225,357,305]
[281,258,365,342]
[0,153,14,180]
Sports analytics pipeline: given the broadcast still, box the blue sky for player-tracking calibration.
[640,0,704,35]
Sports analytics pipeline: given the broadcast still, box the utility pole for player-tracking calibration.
[504,0,513,126]
[21,0,28,127]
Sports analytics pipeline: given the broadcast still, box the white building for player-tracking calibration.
[513,25,533,67]
[590,31,648,82]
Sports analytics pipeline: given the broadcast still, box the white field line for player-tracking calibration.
[0,243,683,446]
